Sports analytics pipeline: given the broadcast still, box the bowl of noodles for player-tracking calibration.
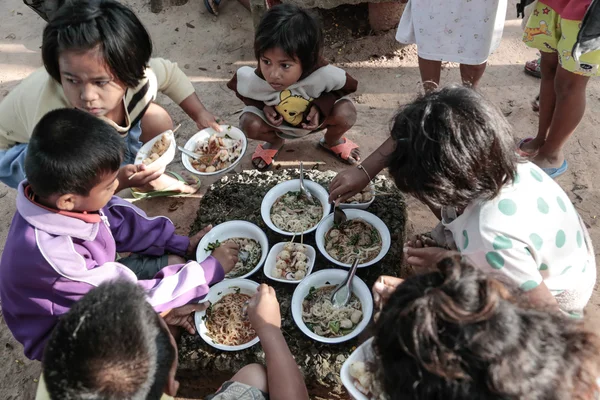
[134,129,176,171]
[315,209,391,268]
[194,278,260,351]
[291,269,373,344]
[261,179,330,236]
[182,125,247,176]
[196,221,268,279]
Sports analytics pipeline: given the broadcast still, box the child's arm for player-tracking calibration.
[227,71,268,110]
[248,285,309,400]
[311,71,358,119]
[149,58,221,131]
[104,197,190,257]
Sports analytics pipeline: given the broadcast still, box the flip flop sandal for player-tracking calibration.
[252,143,282,172]
[524,57,542,79]
[204,0,220,15]
[542,160,568,179]
[131,171,201,199]
[319,137,360,165]
[516,137,538,158]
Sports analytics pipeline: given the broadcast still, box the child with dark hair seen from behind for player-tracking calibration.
[332,86,595,316]
[0,108,239,361]
[227,4,360,170]
[36,281,309,400]
[371,254,600,400]
[0,0,220,196]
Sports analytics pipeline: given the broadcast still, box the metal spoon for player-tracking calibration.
[331,258,360,308]
[177,145,201,160]
[299,162,314,203]
[331,201,348,226]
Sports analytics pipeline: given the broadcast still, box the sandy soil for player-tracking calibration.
[0,0,599,398]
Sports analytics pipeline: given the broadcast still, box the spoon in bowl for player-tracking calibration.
[330,258,360,308]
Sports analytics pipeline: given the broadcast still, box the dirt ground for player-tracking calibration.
[0,0,599,398]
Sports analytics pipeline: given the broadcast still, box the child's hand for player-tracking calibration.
[404,246,456,268]
[301,105,320,130]
[161,302,208,334]
[372,275,404,315]
[195,109,222,132]
[404,234,439,249]
[247,284,281,334]
[117,164,164,191]
[263,106,283,127]
[211,241,239,274]
[187,225,213,259]
[328,166,370,204]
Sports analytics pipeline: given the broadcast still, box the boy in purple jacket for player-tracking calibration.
[0,108,238,361]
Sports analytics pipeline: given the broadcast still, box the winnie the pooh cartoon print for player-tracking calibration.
[275,90,313,126]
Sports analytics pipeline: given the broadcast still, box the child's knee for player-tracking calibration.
[231,363,268,393]
[332,101,357,128]
[554,69,589,98]
[167,255,186,265]
[141,103,173,142]
[240,113,267,139]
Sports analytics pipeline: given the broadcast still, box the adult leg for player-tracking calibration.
[520,51,559,155]
[418,57,442,92]
[459,62,487,89]
[532,66,590,169]
[240,112,284,170]
[320,100,360,164]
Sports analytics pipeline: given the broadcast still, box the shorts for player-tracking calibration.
[118,254,169,279]
[122,121,144,166]
[205,381,269,400]
[241,106,324,140]
[523,2,600,76]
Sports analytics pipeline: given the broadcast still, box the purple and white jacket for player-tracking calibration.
[0,182,224,360]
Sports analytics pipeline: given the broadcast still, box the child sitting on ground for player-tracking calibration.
[227,4,360,170]
[0,108,239,361]
[37,281,309,400]
[332,86,595,316]
[0,0,220,196]
[371,255,600,399]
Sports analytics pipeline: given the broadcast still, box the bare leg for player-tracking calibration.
[240,113,285,170]
[229,363,268,393]
[418,56,442,92]
[321,100,360,163]
[167,255,186,265]
[459,62,487,88]
[532,65,590,169]
[520,51,559,155]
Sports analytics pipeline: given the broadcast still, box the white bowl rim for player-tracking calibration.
[340,337,375,400]
[182,125,248,176]
[194,278,260,351]
[195,220,268,280]
[291,269,374,344]
[338,182,376,209]
[134,130,176,166]
[315,209,391,268]
[263,242,316,284]
[261,179,331,236]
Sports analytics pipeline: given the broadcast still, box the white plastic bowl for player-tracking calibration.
[315,209,391,268]
[194,278,260,351]
[134,130,176,171]
[291,269,373,344]
[339,183,375,210]
[341,337,376,400]
[261,179,331,236]
[182,125,248,176]
[263,242,316,284]
[196,221,268,279]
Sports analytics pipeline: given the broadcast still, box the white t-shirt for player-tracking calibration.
[443,162,596,315]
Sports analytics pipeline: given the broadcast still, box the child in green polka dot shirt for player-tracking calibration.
[388,86,595,316]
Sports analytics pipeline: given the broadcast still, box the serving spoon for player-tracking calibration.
[299,162,315,203]
[330,258,360,308]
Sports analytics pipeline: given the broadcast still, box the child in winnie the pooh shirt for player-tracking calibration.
[227,4,359,170]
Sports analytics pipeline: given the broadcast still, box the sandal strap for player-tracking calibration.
[328,138,359,160]
[252,144,279,165]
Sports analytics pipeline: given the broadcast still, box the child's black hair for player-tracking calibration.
[254,4,323,75]
[42,0,152,88]
[25,108,123,198]
[387,86,518,210]
[374,255,600,399]
[43,281,175,400]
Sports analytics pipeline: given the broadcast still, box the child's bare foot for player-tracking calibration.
[531,152,565,170]
[519,137,544,157]
[137,172,199,194]
[404,234,438,249]
[319,137,361,164]
[251,139,285,170]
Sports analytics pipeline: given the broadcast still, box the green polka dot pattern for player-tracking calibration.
[539,263,548,271]
[561,266,572,275]
[557,196,567,212]
[486,252,505,269]
[493,235,512,250]
[576,231,583,248]
[555,230,566,248]
[498,199,517,216]
[537,198,549,214]
[520,280,539,291]
[529,233,543,250]
[530,168,543,182]
[462,230,469,250]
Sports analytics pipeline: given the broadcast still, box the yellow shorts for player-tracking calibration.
[523,1,600,76]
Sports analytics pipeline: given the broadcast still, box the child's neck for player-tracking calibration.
[103,100,127,126]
